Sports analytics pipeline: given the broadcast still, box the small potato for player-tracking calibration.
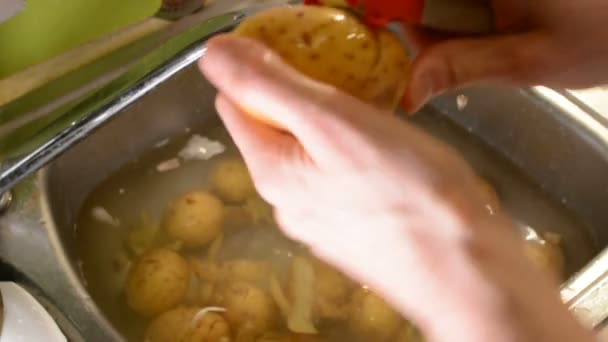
[234,5,411,128]
[211,158,256,203]
[213,281,278,337]
[184,310,232,342]
[395,323,425,342]
[524,234,565,282]
[145,307,231,342]
[145,306,195,342]
[313,260,353,321]
[244,196,274,226]
[258,332,323,342]
[163,191,224,248]
[349,288,402,341]
[126,248,190,316]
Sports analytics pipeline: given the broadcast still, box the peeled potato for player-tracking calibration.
[126,248,191,316]
[163,191,224,248]
[233,5,411,126]
[145,307,231,342]
[349,288,402,341]
[211,158,256,203]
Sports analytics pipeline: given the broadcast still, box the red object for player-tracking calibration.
[303,0,425,27]
[363,0,425,26]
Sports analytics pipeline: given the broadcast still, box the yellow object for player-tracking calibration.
[210,158,256,203]
[233,5,411,128]
[126,248,191,316]
[349,289,402,341]
[0,18,169,106]
[162,191,225,248]
[145,307,231,342]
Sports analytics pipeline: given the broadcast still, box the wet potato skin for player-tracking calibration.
[233,5,411,127]
[145,307,231,342]
[126,248,191,316]
[163,191,225,248]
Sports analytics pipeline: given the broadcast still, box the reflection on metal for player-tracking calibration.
[562,248,608,329]
[0,12,241,195]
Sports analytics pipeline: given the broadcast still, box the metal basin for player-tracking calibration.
[3,5,608,342]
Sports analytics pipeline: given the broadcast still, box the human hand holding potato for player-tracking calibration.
[198,35,593,342]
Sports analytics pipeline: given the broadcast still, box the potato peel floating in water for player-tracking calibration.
[233,5,411,128]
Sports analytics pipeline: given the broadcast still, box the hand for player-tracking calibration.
[199,35,593,342]
[404,0,608,112]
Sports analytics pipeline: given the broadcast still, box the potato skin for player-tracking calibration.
[212,281,278,337]
[349,289,402,341]
[126,248,191,316]
[211,158,256,203]
[145,307,231,342]
[395,323,425,342]
[145,306,195,342]
[233,5,410,124]
[163,191,225,248]
[312,260,353,321]
[184,311,232,342]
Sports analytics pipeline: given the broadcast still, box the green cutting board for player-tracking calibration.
[0,0,162,78]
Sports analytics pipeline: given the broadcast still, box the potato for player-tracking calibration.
[395,323,425,342]
[184,310,232,342]
[163,191,224,248]
[145,306,195,342]
[312,260,352,321]
[212,281,278,337]
[211,158,256,203]
[258,332,323,342]
[244,196,274,226]
[349,288,402,341]
[524,233,565,281]
[145,306,231,342]
[126,248,191,316]
[233,5,411,127]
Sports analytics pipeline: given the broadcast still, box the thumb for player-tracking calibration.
[403,32,553,113]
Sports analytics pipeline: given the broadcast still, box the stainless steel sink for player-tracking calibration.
[3,3,608,341]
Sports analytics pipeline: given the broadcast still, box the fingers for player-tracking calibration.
[403,32,553,113]
[199,34,378,163]
[214,95,297,191]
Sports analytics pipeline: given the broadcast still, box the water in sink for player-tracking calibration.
[74,113,596,341]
